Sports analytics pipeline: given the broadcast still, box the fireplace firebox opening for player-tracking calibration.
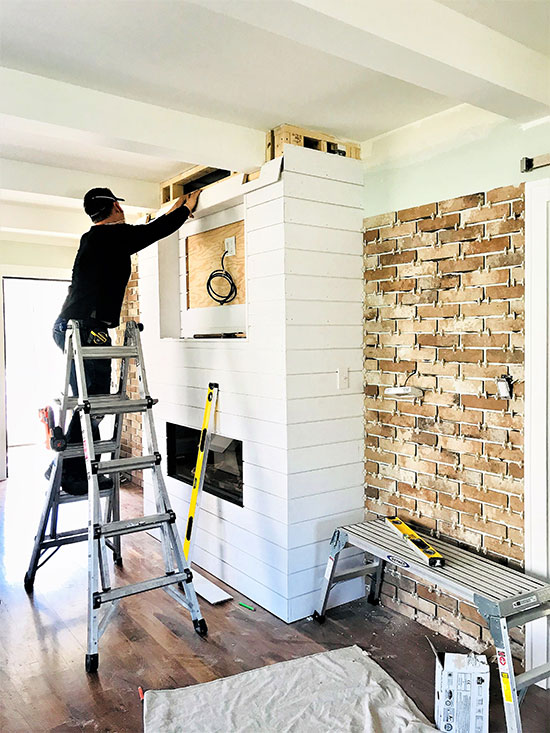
[166,422,243,507]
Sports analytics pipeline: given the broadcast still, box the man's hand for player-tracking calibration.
[182,189,200,217]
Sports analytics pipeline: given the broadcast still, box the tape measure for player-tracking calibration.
[385,516,445,567]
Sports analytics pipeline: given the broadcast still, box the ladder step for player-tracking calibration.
[97,511,175,538]
[333,562,380,583]
[64,395,156,415]
[515,661,550,690]
[61,439,118,459]
[94,454,160,475]
[79,346,139,359]
[97,571,191,605]
[58,487,113,504]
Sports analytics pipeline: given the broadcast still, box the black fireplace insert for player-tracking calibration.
[166,422,243,507]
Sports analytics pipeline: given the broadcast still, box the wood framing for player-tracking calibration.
[160,165,234,206]
[266,124,361,161]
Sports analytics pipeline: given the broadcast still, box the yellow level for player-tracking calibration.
[385,516,445,567]
[183,382,219,560]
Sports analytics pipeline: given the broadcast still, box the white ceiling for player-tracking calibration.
[436,0,550,57]
[0,1,454,154]
[0,125,193,181]
[0,0,548,185]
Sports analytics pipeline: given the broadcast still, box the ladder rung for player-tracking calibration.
[95,455,160,475]
[97,571,190,605]
[42,530,88,548]
[61,439,118,459]
[515,661,550,690]
[58,487,113,504]
[334,562,379,583]
[98,511,174,538]
[64,395,155,415]
[507,601,550,629]
[79,346,139,359]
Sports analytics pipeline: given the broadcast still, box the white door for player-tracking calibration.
[525,177,550,687]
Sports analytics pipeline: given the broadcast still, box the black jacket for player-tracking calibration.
[59,205,190,327]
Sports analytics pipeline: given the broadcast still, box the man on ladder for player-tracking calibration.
[52,186,200,494]
[26,185,203,674]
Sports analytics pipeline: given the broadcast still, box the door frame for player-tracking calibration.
[0,265,71,479]
[524,176,550,686]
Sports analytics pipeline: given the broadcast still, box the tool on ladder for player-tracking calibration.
[183,382,219,562]
[24,319,207,673]
[385,516,444,567]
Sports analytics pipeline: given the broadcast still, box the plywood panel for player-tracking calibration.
[186,220,245,309]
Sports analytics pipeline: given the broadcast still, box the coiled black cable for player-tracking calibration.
[206,251,237,305]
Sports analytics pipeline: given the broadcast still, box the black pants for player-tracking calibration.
[52,318,112,487]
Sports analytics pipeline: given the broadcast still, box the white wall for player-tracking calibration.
[139,146,366,622]
[363,107,550,216]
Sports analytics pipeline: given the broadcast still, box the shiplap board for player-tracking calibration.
[283,144,363,185]
[287,394,363,423]
[288,508,365,549]
[285,249,362,279]
[286,300,363,326]
[285,197,362,231]
[285,274,363,301]
[245,198,284,233]
[286,371,363,399]
[245,223,285,255]
[286,325,363,350]
[284,171,363,208]
[287,417,364,449]
[286,464,365,498]
[286,349,363,375]
[285,222,363,255]
[287,440,363,474]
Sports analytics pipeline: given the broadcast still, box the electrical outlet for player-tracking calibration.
[224,236,236,256]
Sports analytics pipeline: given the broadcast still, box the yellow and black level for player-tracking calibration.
[183,382,219,560]
[385,516,445,567]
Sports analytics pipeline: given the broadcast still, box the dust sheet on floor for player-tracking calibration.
[143,644,436,732]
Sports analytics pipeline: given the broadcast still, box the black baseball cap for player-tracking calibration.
[83,187,125,222]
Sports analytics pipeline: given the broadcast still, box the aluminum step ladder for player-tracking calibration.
[313,517,550,733]
[24,319,207,673]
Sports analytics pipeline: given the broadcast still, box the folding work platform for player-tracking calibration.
[314,517,550,733]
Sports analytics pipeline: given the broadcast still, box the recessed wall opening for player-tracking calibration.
[166,422,243,507]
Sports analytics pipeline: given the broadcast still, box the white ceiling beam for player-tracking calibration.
[0,158,159,210]
[195,0,550,121]
[0,200,85,241]
[0,68,266,173]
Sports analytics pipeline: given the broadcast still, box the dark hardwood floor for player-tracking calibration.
[1,446,548,732]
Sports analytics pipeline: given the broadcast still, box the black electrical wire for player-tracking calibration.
[206,251,237,305]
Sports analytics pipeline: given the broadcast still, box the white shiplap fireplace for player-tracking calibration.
[139,145,365,622]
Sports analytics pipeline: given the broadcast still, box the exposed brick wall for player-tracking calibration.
[363,184,525,659]
[116,253,142,487]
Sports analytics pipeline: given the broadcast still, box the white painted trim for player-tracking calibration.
[525,176,550,688]
[0,264,72,478]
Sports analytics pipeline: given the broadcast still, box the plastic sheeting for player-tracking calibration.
[144,645,436,732]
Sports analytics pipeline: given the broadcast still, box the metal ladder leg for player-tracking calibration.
[24,457,63,592]
[488,615,523,733]
[367,559,385,605]
[313,529,349,623]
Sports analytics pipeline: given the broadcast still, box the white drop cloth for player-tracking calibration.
[143,645,436,732]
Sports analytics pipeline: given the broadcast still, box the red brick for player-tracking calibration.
[397,202,437,221]
[486,184,524,204]
[439,193,484,213]
[417,214,460,232]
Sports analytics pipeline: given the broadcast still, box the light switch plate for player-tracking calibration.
[337,366,349,390]
[224,236,236,256]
